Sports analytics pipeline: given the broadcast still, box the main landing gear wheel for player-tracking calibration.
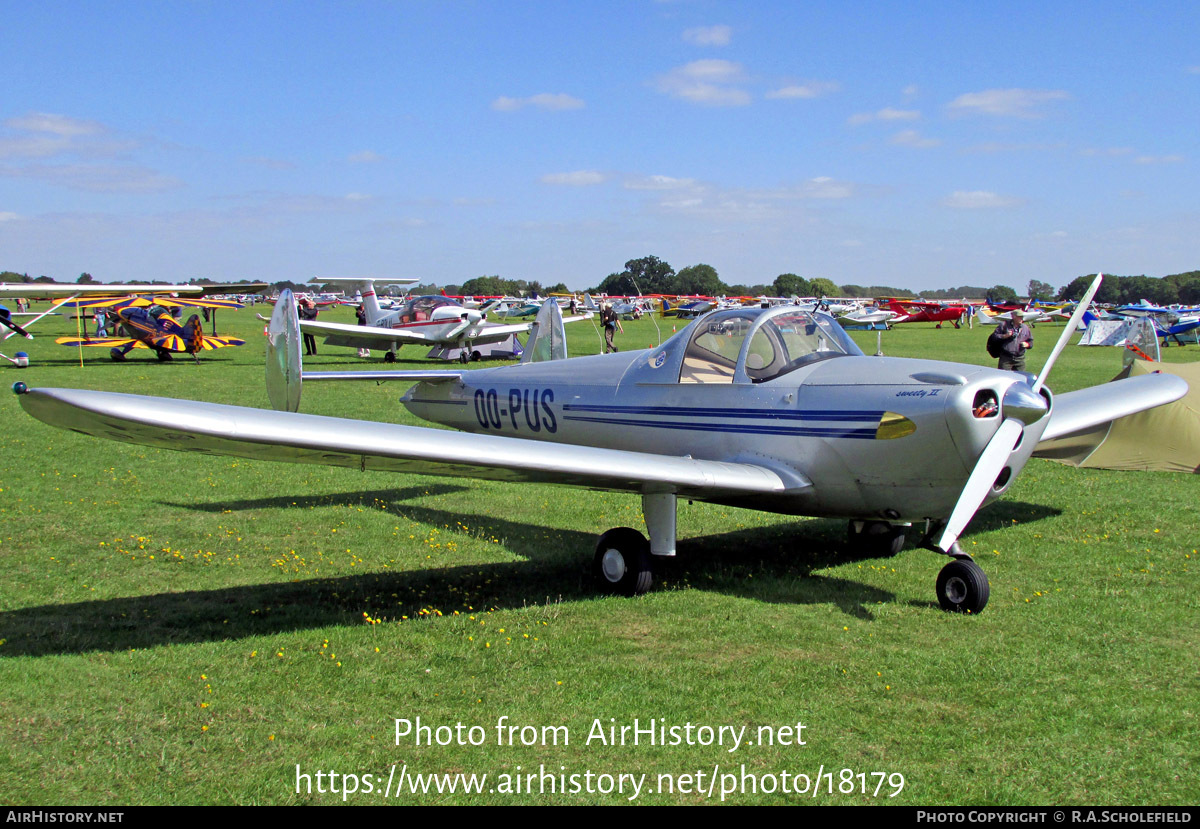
[593,527,653,597]
[383,351,397,363]
[848,521,906,557]
[156,350,173,362]
[459,350,471,364]
[936,558,990,614]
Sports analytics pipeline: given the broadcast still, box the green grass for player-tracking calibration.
[0,304,1195,805]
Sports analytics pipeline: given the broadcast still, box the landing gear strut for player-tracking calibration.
[593,527,653,596]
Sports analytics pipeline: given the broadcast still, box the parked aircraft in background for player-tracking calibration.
[55,301,246,362]
[298,278,591,363]
[885,299,970,328]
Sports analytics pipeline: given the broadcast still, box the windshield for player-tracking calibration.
[743,310,862,383]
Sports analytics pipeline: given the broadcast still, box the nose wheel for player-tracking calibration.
[936,558,990,614]
[593,527,653,596]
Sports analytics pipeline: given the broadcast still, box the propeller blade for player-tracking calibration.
[936,418,1024,551]
[1031,273,1103,394]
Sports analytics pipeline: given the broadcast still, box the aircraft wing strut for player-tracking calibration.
[18,388,804,499]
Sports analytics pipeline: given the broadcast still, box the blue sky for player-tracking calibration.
[2,1,1197,292]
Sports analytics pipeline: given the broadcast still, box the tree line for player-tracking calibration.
[8,265,1200,306]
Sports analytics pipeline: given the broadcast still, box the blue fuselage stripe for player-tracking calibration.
[561,403,883,422]
[561,414,877,439]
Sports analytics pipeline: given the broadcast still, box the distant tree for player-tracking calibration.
[461,276,510,296]
[77,272,96,284]
[988,284,1019,303]
[544,282,568,295]
[595,256,675,295]
[808,277,840,298]
[34,275,56,283]
[772,273,811,297]
[675,264,724,296]
[726,284,774,297]
[1058,274,1118,304]
[1027,279,1055,301]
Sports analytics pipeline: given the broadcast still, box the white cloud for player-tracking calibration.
[4,112,104,137]
[244,156,296,170]
[902,84,920,98]
[0,163,181,193]
[784,176,853,199]
[947,88,1069,118]
[847,107,919,125]
[683,25,732,46]
[1080,147,1134,157]
[889,129,940,148]
[942,190,1023,209]
[540,170,606,186]
[765,81,841,100]
[0,211,20,222]
[348,150,384,163]
[1134,154,1184,164]
[653,60,751,106]
[623,175,698,190]
[343,192,372,201]
[491,93,585,112]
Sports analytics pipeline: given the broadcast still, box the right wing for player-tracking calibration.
[18,388,804,499]
[1038,372,1188,442]
[299,319,439,347]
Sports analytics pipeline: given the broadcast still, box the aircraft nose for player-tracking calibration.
[1002,382,1049,425]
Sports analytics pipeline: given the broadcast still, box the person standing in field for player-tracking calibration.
[601,303,622,353]
[995,309,1033,371]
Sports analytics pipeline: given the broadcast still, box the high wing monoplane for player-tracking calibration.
[16,275,1188,614]
[296,278,592,363]
[885,299,970,328]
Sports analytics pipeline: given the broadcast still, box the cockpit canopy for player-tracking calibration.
[677,305,863,384]
[398,295,460,323]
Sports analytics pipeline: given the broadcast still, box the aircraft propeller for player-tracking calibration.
[933,273,1103,554]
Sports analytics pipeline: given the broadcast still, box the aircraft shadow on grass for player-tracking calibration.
[0,498,1059,658]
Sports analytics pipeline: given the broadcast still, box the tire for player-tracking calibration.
[848,521,906,557]
[936,558,990,614]
[458,350,470,364]
[593,527,653,596]
[156,350,173,362]
[471,350,482,362]
[383,351,397,363]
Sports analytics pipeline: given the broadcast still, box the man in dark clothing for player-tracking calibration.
[601,303,622,353]
[299,298,319,356]
[995,309,1033,371]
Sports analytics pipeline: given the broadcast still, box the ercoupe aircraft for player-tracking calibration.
[55,300,246,362]
[297,278,592,363]
[15,276,1187,614]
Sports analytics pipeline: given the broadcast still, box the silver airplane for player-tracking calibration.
[14,276,1186,614]
[297,278,592,363]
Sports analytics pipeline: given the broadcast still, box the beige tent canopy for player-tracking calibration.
[1035,360,1200,473]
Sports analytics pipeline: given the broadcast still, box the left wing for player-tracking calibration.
[18,387,803,499]
[56,336,145,348]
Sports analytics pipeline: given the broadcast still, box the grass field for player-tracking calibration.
[0,301,1195,805]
